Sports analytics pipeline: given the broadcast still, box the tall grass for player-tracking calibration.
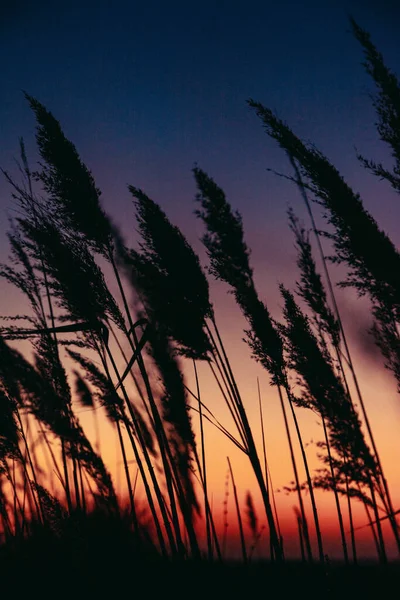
[0,17,399,575]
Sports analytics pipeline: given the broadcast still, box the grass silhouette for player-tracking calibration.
[0,16,400,594]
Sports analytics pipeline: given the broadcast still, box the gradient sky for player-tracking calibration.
[1,0,400,560]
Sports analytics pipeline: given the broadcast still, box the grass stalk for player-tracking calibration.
[321,416,349,564]
[122,334,195,559]
[108,256,199,559]
[284,387,325,563]
[227,457,247,563]
[289,155,400,551]
[115,418,139,531]
[257,378,269,493]
[257,379,284,559]
[102,341,175,557]
[277,385,313,562]
[209,316,283,561]
[343,457,357,564]
[16,410,44,523]
[193,360,213,560]
[22,147,75,514]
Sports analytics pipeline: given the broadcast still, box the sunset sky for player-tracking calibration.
[1,0,400,560]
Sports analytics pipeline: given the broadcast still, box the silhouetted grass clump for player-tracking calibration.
[0,15,399,588]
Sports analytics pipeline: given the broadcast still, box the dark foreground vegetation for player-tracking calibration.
[1,17,400,594]
[0,511,399,598]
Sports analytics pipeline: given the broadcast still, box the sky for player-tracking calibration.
[1,0,400,560]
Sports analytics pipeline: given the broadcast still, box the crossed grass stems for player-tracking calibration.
[0,17,400,566]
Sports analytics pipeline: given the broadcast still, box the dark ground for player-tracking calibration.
[0,515,398,598]
[1,544,398,598]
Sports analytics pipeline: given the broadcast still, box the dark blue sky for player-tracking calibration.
[1,0,399,317]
